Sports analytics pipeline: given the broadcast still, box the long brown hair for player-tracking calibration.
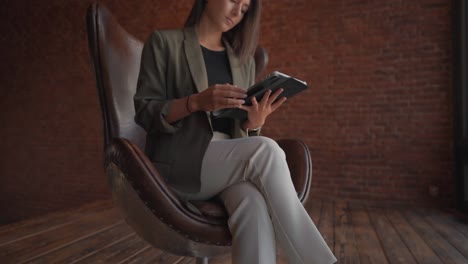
[185,0,262,63]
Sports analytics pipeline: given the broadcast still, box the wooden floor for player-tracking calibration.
[0,199,467,264]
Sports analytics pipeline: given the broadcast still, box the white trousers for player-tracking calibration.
[177,133,336,264]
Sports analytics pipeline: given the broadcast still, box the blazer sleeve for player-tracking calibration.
[134,31,182,135]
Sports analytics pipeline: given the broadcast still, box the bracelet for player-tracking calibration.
[186,95,193,113]
[246,126,261,135]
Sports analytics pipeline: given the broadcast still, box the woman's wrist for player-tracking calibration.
[186,95,193,113]
[186,94,198,113]
[242,120,263,131]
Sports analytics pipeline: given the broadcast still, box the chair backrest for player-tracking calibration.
[87,3,146,150]
[86,3,269,151]
[254,46,268,78]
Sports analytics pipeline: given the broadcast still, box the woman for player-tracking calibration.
[134,0,336,263]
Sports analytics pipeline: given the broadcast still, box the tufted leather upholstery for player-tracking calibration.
[86,2,313,259]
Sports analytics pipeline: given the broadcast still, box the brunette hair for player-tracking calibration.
[185,0,262,63]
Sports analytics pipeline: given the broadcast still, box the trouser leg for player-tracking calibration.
[218,181,276,264]
[243,138,336,264]
[190,136,336,264]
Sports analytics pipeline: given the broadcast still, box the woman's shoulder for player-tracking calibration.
[145,27,197,49]
[147,28,184,43]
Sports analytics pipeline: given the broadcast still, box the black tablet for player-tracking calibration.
[212,71,309,120]
[244,71,308,105]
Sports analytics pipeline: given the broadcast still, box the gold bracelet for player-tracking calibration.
[186,95,193,113]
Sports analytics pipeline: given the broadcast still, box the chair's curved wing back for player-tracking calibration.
[87,3,146,150]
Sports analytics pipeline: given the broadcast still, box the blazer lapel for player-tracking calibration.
[224,39,243,88]
[183,27,214,131]
[183,27,209,94]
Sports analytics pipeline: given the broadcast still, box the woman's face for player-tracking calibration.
[204,0,251,32]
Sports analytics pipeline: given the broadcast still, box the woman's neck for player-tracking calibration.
[195,16,224,51]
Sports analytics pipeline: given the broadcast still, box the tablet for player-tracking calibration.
[212,71,309,120]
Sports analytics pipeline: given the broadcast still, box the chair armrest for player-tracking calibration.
[105,137,231,245]
[277,139,312,204]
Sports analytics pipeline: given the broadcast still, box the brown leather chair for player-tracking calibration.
[86,3,312,263]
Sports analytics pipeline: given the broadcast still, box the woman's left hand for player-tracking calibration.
[239,88,287,129]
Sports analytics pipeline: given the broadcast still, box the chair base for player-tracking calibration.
[196,257,209,264]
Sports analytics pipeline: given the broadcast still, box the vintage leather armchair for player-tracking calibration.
[86,3,312,263]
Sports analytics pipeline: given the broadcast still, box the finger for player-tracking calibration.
[268,88,284,105]
[217,89,248,99]
[251,96,258,104]
[251,96,259,109]
[219,84,247,94]
[214,85,247,99]
[238,105,251,111]
[259,90,272,106]
[271,97,287,112]
[222,98,245,108]
[230,84,248,93]
[214,97,242,108]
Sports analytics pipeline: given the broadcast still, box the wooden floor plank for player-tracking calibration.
[145,251,184,264]
[122,246,179,264]
[334,201,360,264]
[1,198,466,264]
[403,209,468,264]
[175,257,196,264]
[117,246,156,264]
[367,207,416,264]
[307,198,323,226]
[0,208,121,263]
[418,208,468,259]
[276,245,288,264]
[72,233,148,263]
[318,200,335,250]
[205,248,295,263]
[206,254,231,264]
[25,221,131,264]
[0,200,114,246]
[385,209,443,264]
[349,202,389,264]
[276,255,287,264]
[439,211,468,239]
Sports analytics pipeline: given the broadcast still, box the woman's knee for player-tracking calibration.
[252,136,285,159]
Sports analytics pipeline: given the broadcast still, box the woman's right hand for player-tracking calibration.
[190,84,247,112]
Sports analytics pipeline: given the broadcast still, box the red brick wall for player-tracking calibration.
[0,0,454,224]
[0,0,193,225]
[259,1,454,205]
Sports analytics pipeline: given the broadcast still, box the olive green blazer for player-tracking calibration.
[134,26,258,193]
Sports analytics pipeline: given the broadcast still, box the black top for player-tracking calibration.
[201,45,233,136]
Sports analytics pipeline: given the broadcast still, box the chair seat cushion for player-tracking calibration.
[188,200,228,219]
